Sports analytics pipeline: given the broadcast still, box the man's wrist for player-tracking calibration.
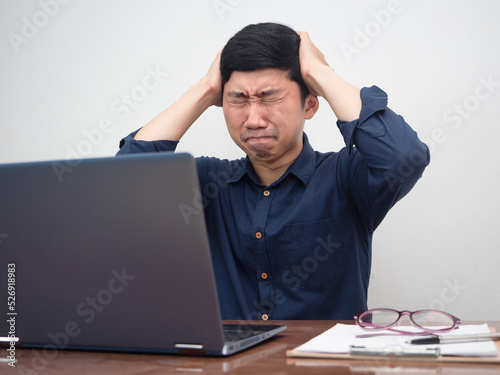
[199,75,222,108]
[318,70,361,122]
[307,65,336,98]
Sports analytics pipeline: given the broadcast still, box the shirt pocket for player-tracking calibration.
[283,217,345,292]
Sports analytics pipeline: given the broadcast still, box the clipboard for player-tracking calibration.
[286,328,500,364]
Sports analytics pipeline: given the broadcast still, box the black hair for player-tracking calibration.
[220,22,309,104]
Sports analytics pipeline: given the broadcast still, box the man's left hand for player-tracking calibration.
[297,31,332,98]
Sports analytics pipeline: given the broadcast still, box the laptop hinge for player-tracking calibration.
[175,343,206,356]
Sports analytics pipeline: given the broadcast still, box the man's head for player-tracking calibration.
[220,22,309,105]
[219,23,318,171]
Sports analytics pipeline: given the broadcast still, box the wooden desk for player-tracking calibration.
[9,321,500,374]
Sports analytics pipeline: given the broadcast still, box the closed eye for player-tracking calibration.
[226,91,249,105]
[226,89,284,105]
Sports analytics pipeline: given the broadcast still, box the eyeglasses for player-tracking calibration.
[354,308,461,337]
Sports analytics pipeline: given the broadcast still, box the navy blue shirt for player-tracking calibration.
[117,86,429,320]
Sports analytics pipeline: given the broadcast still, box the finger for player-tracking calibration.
[296,31,309,40]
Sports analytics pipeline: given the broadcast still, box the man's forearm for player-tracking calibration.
[309,65,362,122]
[134,78,219,142]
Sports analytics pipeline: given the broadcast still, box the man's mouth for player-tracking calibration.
[247,136,273,142]
[242,132,278,143]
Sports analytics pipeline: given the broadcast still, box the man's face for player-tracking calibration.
[222,68,315,166]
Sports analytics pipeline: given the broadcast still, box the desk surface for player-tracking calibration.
[9,320,500,374]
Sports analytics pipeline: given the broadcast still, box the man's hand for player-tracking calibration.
[297,31,361,122]
[202,50,223,107]
[297,31,332,98]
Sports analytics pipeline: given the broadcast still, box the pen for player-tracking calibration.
[407,332,500,345]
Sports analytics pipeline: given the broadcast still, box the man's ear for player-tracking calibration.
[304,94,319,120]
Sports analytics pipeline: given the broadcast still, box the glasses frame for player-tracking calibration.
[354,308,461,336]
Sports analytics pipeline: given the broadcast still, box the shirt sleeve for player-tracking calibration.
[115,129,179,155]
[337,86,430,231]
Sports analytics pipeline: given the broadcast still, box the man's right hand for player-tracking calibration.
[202,50,223,107]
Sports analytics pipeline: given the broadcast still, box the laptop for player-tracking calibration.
[0,152,286,356]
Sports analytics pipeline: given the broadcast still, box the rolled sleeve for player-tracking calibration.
[337,86,389,152]
[116,129,179,155]
[336,86,430,230]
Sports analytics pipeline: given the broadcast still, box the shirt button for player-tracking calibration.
[261,272,268,279]
[263,190,270,197]
[255,232,262,239]
[262,314,269,321]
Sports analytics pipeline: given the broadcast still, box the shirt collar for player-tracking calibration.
[227,133,316,187]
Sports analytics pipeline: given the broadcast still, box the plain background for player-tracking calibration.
[1,0,499,320]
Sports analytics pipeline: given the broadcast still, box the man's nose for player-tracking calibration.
[244,104,267,129]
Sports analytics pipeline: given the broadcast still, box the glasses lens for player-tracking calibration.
[412,310,456,331]
[359,309,400,329]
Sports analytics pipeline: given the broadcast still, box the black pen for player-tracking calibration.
[407,332,500,345]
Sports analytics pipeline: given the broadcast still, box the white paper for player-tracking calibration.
[295,324,498,357]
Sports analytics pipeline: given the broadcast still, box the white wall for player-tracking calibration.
[1,0,499,320]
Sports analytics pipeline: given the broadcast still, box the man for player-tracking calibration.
[117,23,429,320]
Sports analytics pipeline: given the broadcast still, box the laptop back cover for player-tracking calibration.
[0,153,226,353]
